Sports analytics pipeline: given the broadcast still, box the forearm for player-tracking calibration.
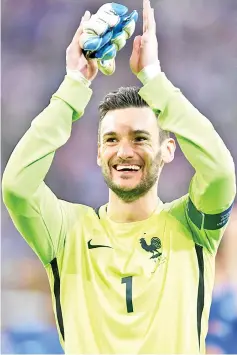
[139,73,236,212]
[2,76,92,264]
[2,75,92,207]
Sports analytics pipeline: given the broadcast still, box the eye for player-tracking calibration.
[134,136,147,142]
[106,137,117,143]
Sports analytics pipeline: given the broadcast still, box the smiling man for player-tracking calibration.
[98,101,173,205]
[2,0,236,354]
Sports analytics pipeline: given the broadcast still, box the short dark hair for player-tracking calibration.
[98,86,170,143]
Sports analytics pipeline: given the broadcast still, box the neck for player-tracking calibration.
[107,184,159,223]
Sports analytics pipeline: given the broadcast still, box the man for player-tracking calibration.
[2,0,236,353]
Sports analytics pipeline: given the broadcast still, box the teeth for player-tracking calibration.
[116,165,140,171]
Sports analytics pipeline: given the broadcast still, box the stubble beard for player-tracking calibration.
[101,152,162,203]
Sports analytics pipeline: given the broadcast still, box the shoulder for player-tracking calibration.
[59,200,103,229]
[155,195,193,240]
[162,194,189,227]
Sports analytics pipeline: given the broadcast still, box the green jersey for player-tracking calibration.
[2,74,236,354]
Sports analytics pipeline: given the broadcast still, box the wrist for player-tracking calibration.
[137,61,162,85]
[66,68,92,88]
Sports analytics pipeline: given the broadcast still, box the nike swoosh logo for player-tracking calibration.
[88,239,112,249]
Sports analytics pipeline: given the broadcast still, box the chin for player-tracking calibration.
[114,178,140,190]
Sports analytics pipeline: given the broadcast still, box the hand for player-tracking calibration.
[79,4,138,76]
[130,0,159,75]
[66,11,98,81]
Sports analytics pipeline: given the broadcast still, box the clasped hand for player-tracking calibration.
[66,0,160,82]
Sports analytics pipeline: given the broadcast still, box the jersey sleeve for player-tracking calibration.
[139,73,236,253]
[2,76,92,265]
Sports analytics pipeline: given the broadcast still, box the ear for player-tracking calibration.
[161,138,176,164]
[97,144,101,167]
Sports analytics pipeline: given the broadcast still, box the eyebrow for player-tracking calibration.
[103,130,151,137]
[133,130,151,136]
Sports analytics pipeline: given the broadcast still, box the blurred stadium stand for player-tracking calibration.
[1,0,237,353]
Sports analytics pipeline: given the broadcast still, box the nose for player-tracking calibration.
[117,140,134,159]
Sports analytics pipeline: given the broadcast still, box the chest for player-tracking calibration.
[60,216,205,319]
[63,215,198,283]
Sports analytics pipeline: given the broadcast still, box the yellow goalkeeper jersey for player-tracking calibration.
[2,74,236,354]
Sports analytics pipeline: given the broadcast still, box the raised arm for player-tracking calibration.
[130,0,236,252]
[2,11,97,265]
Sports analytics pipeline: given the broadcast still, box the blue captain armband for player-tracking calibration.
[187,198,234,230]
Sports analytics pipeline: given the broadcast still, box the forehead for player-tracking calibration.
[100,107,159,137]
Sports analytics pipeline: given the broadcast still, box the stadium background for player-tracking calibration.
[1,0,237,353]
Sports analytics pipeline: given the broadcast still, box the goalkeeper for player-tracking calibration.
[2,0,236,354]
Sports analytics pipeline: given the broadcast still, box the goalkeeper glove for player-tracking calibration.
[79,3,138,75]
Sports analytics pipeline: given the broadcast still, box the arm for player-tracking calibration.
[139,73,236,215]
[139,73,235,252]
[2,11,98,265]
[130,0,236,252]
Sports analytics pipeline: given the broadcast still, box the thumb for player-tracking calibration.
[130,35,142,75]
[132,35,142,53]
[72,10,91,44]
[81,10,91,24]
[88,58,98,74]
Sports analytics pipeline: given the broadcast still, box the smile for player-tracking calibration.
[113,164,142,172]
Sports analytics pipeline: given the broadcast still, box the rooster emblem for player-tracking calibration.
[139,236,162,260]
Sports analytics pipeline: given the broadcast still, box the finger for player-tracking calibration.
[81,10,91,24]
[143,0,148,33]
[72,10,91,43]
[88,58,98,75]
[143,14,147,34]
[146,0,155,32]
[148,7,156,32]
[152,9,156,32]
[133,35,142,52]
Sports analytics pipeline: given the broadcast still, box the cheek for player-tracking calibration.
[139,146,156,163]
[100,146,116,163]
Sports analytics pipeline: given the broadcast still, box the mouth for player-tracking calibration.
[112,164,142,174]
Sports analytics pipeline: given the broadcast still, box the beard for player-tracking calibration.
[101,151,162,203]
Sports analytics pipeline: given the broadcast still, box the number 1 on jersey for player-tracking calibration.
[121,276,134,313]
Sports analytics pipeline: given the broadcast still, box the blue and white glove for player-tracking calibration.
[79,3,138,75]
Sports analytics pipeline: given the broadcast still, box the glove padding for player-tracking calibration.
[79,3,138,75]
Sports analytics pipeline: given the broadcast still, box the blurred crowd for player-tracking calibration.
[1,0,237,353]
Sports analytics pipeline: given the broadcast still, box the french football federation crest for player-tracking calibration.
[139,236,162,261]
